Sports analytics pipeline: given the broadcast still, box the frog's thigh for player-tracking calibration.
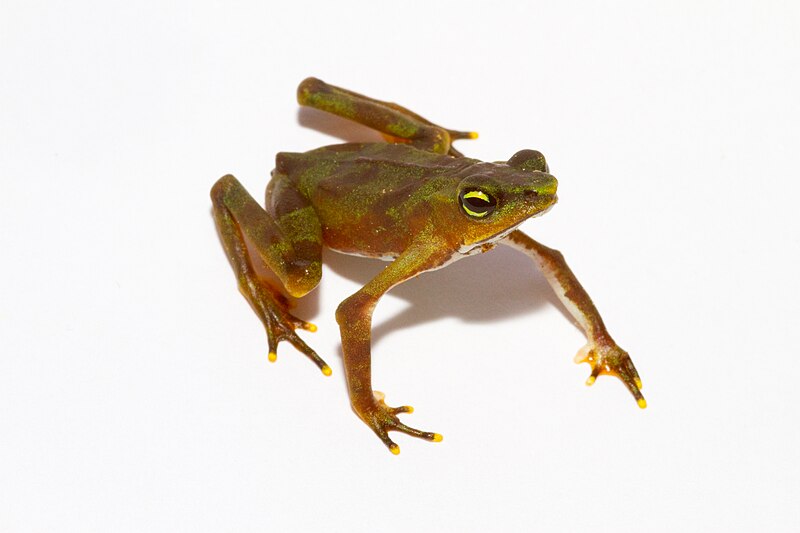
[264,174,323,293]
[297,77,453,155]
[211,174,321,298]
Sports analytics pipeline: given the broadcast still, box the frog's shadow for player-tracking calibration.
[302,245,576,351]
[293,106,577,349]
[297,107,384,143]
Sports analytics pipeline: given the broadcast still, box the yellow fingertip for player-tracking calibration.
[635,378,643,390]
[468,131,479,139]
[637,397,647,409]
[406,406,414,414]
[432,433,443,442]
[585,376,596,386]
[268,351,277,363]
[305,323,318,332]
[321,365,332,376]
[389,444,400,455]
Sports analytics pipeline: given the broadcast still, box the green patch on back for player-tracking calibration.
[297,159,339,199]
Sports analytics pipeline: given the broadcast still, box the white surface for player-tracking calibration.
[1,2,799,532]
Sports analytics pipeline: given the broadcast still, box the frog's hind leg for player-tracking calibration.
[211,174,330,375]
[297,77,477,157]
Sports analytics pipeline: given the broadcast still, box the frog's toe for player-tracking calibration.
[448,129,479,140]
[372,428,401,455]
[283,330,331,376]
[286,314,317,333]
[261,307,330,375]
[392,420,442,442]
[362,395,443,454]
[372,423,442,455]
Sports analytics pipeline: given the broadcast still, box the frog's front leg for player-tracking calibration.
[297,77,477,157]
[503,230,646,408]
[211,174,330,374]
[336,237,453,454]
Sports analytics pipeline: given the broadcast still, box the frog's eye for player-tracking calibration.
[459,189,497,218]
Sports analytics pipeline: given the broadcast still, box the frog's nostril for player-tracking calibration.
[535,176,558,197]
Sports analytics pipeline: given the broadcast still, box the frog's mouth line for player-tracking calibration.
[529,197,556,219]
[459,223,523,255]
[458,198,557,255]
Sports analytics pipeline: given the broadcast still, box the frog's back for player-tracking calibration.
[276,143,471,191]
[274,143,474,257]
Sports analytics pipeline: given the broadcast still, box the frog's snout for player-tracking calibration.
[525,172,558,203]
[526,173,558,208]
[536,173,558,196]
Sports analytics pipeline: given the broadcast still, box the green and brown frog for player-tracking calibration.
[211,77,645,455]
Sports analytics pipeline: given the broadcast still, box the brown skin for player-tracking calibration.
[211,77,645,454]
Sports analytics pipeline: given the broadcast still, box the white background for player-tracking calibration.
[1,2,798,531]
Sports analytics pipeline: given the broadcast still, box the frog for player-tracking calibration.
[211,77,646,455]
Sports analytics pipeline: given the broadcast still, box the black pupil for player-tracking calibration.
[461,192,496,214]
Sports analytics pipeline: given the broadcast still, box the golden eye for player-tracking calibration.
[460,189,497,218]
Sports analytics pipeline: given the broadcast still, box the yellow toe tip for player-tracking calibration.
[468,131,479,139]
[585,376,596,386]
[305,323,318,332]
[389,445,400,455]
[432,433,443,442]
[406,406,414,414]
[268,352,277,363]
[321,365,332,376]
[637,398,647,409]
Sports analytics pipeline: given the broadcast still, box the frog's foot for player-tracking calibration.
[239,276,331,376]
[380,129,478,158]
[575,341,646,408]
[356,392,443,455]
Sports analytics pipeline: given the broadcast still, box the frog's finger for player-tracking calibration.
[616,369,647,409]
[284,333,331,376]
[616,354,643,391]
[585,364,602,386]
[266,334,278,363]
[391,405,414,415]
[574,344,593,365]
[624,357,643,390]
[286,313,317,332]
[628,380,647,409]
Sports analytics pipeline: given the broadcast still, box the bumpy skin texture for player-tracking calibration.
[211,77,645,455]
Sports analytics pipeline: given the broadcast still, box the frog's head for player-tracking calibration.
[454,149,558,249]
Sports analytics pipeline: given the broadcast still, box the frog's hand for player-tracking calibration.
[297,77,477,157]
[502,230,646,408]
[211,174,330,375]
[575,342,645,408]
[336,234,455,454]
